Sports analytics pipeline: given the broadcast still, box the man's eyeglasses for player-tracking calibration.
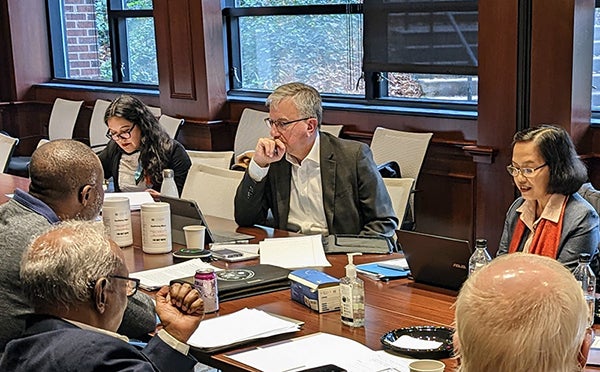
[106,275,140,297]
[106,124,136,141]
[264,117,312,130]
[506,163,547,177]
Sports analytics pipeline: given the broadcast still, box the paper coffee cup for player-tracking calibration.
[408,359,445,372]
[183,225,206,249]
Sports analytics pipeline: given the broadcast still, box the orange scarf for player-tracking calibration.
[508,198,568,258]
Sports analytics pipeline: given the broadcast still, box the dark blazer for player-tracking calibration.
[99,140,191,195]
[0,315,196,372]
[234,132,398,240]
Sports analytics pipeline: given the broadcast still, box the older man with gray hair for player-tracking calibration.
[454,253,593,372]
[0,220,203,371]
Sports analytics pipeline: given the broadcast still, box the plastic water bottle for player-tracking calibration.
[468,238,492,276]
[160,169,179,197]
[573,253,596,327]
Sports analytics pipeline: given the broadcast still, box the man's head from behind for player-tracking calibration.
[454,253,591,372]
[20,220,129,332]
[28,139,104,220]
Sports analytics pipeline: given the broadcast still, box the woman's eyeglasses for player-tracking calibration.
[506,163,547,177]
[106,124,136,141]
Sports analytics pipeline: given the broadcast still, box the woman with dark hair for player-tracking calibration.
[497,124,600,272]
[99,95,191,196]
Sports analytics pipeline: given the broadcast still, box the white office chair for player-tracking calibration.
[158,114,184,139]
[320,124,343,137]
[0,132,19,173]
[186,150,234,169]
[88,99,111,152]
[234,108,271,160]
[382,177,414,224]
[181,163,244,220]
[8,98,83,175]
[147,106,162,118]
[370,127,432,229]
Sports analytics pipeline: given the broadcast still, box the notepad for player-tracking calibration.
[188,308,302,352]
[130,258,221,291]
[355,262,409,281]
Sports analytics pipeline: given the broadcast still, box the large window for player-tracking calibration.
[48,0,158,86]
[223,0,478,110]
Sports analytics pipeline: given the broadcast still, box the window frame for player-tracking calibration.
[222,1,479,116]
[47,0,157,89]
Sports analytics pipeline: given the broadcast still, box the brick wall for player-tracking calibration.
[64,0,101,79]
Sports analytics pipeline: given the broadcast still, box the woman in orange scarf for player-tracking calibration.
[497,125,600,273]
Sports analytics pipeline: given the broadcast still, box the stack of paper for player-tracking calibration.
[104,191,155,210]
[227,332,413,372]
[188,308,302,352]
[130,258,221,290]
[259,235,331,269]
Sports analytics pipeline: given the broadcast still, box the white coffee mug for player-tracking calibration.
[408,359,445,372]
[102,197,133,247]
[183,225,206,249]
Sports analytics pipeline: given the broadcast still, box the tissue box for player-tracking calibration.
[289,269,340,313]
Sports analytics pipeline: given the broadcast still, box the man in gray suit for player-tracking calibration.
[234,82,398,244]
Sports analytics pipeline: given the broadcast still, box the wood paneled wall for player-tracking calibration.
[1,0,598,254]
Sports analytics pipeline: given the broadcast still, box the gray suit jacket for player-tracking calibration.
[497,193,600,273]
[234,132,398,241]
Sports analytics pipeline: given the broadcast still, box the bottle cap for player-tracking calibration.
[163,169,174,178]
[475,238,487,249]
[579,253,591,263]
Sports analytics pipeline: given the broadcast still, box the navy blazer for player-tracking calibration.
[0,315,197,371]
[234,132,398,240]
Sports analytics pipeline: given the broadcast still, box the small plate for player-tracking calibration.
[172,248,213,259]
[380,325,454,358]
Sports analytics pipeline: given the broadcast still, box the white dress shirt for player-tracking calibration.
[248,134,328,235]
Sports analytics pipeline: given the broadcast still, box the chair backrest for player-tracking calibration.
[234,108,271,159]
[0,132,18,173]
[48,98,84,140]
[181,163,244,220]
[147,106,162,118]
[158,114,184,139]
[383,177,414,223]
[370,127,433,182]
[88,99,111,151]
[186,150,234,169]
[320,124,344,137]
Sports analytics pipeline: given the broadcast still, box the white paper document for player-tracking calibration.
[376,258,410,271]
[104,191,155,210]
[130,258,220,290]
[259,235,331,269]
[226,332,413,372]
[188,308,301,350]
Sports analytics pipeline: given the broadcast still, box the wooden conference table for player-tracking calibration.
[1,172,599,371]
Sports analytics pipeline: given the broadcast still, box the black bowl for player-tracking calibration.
[380,325,454,359]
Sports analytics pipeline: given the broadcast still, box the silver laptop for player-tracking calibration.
[396,230,472,291]
[159,195,254,245]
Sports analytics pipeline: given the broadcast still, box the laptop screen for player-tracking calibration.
[159,195,216,244]
[396,230,472,291]
[159,195,254,245]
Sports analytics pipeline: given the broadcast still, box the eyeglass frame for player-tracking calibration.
[106,123,137,141]
[102,275,140,297]
[264,117,313,130]
[506,163,547,178]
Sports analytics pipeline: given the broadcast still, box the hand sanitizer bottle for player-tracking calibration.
[160,169,179,198]
[340,252,365,327]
